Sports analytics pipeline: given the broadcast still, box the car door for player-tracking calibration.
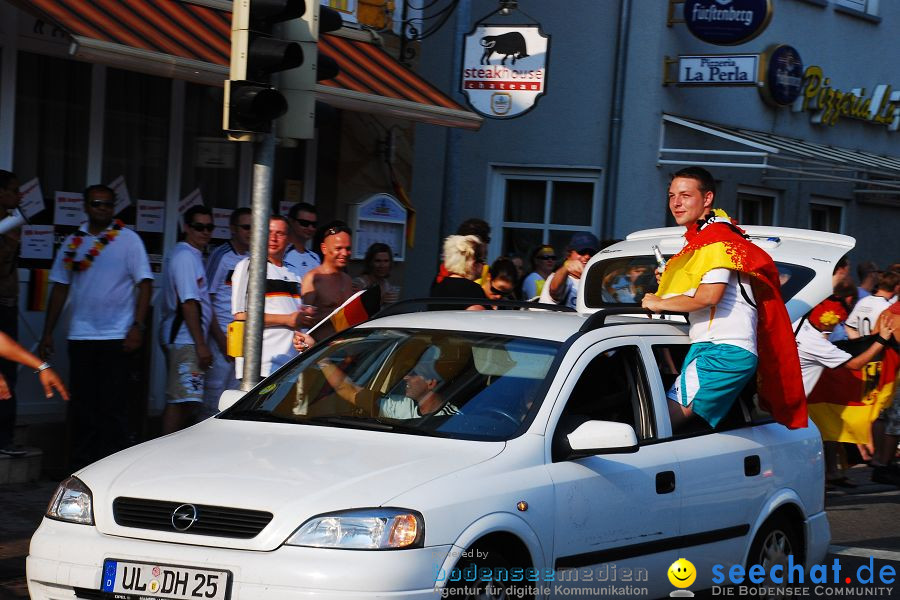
[644,336,772,590]
[545,340,677,599]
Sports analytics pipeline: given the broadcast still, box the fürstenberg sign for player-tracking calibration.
[683,0,773,45]
[678,55,758,85]
[797,66,900,131]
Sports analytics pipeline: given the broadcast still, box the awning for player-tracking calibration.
[15,0,481,130]
[659,113,900,193]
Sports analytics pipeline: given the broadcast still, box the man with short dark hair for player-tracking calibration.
[231,215,311,380]
[845,270,899,339]
[202,207,251,415]
[641,166,805,430]
[40,184,153,467]
[856,261,881,298]
[159,205,215,433]
[285,202,320,281]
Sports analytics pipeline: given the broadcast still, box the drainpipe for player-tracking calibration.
[601,0,632,241]
[439,0,471,241]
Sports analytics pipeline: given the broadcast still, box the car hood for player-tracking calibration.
[77,418,504,550]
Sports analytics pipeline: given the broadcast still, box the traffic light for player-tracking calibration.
[275,2,343,141]
[224,0,307,139]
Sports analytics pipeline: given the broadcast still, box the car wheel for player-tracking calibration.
[746,515,800,600]
[444,549,533,600]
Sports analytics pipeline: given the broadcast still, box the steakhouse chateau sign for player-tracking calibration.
[461,25,549,119]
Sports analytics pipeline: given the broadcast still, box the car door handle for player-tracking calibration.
[744,455,761,477]
[656,470,676,494]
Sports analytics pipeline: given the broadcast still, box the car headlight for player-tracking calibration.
[45,476,94,525]
[286,508,423,549]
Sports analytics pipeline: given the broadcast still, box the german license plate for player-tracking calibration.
[101,559,230,600]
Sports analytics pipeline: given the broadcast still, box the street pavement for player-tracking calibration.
[0,464,898,599]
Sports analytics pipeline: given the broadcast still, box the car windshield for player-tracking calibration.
[220,328,561,441]
[582,256,815,307]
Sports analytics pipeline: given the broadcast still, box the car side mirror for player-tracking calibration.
[218,389,244,412]
[566,421,639,459]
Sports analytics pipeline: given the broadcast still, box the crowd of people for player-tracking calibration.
[0,165,897,489]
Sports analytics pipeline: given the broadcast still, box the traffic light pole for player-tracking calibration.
[241,133,275,390]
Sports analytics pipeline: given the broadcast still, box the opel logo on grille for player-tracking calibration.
[171,504,199,531]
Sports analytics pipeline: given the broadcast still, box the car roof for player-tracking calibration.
[579,225,855,321]
[360,309,689,342]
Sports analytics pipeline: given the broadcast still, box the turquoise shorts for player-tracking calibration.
[667,342,757,427]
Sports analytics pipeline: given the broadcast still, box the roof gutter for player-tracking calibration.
[601,0,632,240]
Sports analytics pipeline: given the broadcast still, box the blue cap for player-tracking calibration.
[566,232,600,252]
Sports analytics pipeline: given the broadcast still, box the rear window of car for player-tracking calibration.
[582,255,815,308]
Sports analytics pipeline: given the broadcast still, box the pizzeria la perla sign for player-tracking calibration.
[461,25,549,119]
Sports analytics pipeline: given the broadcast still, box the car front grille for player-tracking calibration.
[113,497,273,538]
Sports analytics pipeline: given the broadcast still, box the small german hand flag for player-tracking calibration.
[309,286,381,342]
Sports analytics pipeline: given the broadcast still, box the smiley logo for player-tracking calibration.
[668,558,696,588]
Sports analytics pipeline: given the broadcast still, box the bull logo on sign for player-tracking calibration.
[480,32,529,65]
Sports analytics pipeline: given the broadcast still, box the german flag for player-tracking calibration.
[308,286,381,342]
[807,345,899,444]
[657,209,807,429]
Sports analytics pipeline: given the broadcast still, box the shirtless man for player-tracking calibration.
[302,225,353,326]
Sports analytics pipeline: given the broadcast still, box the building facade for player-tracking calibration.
[408,0,900,296]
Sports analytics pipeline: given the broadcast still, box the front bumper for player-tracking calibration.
[27,517,452,599]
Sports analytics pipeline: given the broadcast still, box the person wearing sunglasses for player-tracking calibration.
[159,205,216,434]
[522,245,557,300]
[40,183,153,467]
[539,232,600,309]
[484,257,519,305]
[202,207,252,418]
[284,202,321,281]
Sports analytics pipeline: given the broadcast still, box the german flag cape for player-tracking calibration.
[657,210,807,429]
[308,286,381,342]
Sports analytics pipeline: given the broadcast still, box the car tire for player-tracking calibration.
[444,548,534,600]
[746,515,801,599]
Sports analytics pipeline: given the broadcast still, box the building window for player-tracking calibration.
[809,201,844,233]
[737,188,776,226]
[182,84,240,207]
[490,168,601,261]
[14,51,91,202]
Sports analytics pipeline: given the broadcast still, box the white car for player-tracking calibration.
[28,227,851,600]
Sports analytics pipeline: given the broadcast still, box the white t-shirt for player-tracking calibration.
[795,319,852,396]
[160,242,212,346]
[284,247,321,283]
[687,268,758,355]
[538,272,578,309]
[379,395,460,419]
[845,295,892,336]
[231,258,304,377]
[206,242,248,334]
[49,224,153,340]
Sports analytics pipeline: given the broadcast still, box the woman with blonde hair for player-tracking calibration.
[430,235,487,310]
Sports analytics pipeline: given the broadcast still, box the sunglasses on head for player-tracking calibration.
[189,222,215,232]
[324,226,351,238]
[294,217,317,228]
[89,200,115,208]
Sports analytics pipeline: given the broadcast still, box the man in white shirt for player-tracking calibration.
[232,216,313,380]
[845,271,899,338]
[40,184,153,468]
[159,205,214,434]
[202,207,251,417]
[284,202,321,281]
[539,232,600,309]
[796,298,894,486]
